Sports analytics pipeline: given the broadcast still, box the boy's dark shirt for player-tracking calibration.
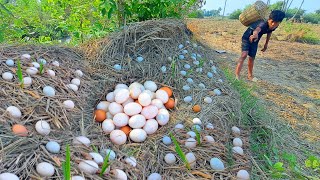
[242,20,277,42]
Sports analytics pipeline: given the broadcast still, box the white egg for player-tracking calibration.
[187,131,196,138]
[113,113,129,127]
[143,119,158,134]
[183,96,192,103]
[151,99,164,109]
[110,130,127,145]
[89,152,104,164]
[78,160,98,174]
[182,50,188,54]
[122,97,134,106]
[204,97,213,104]
[187,78,194,83]
[114,88,125,96]
[72,176,85,180]
[115,89,130,104]
[46,69,55,77]
[162,136,172,145]
[178,44,184,49]
[237,170,250,180]
[74,70,83,77]
[67,84,78,92]
[193,61,200,65]
[206,123,214,129]
[141,105,158,119]
[129,87,141,99]
[32,62,40,68]
[36,162,55,177]
[161,66,166,73]
[63,100,75,110]
[179,55,185,60]
[100,149,116,160]
[111,169,127,180]
[233,138,243,147]
[129,115,146,129]
[218,79,223,83]
[38,58,47,65]
[185,138,197,148]
[129,129,147,142]
[71,78,81,86]
[148,173,162,180]
[207,72,213,78]
[22,77,32,87]
[186,152,196,167]
[175,123,184,129]
[211,65,217,72]
[106,112,113,119]
[73,136,91,147]
[168,57,172,61]
[156,109,170,126]
[197,54,202,58]
[106,92,115,102]
[184,64,191,69]
[0,173,19,180]
[192,124,202,132]
[115,84,128,89]
[102,119,115,134]
[138,92,151,106]
[232,126,241,135]
[114,64,122,70]
[214,89,222,96]
[5,59,14,66]
[108,102,123,115]
[6,106,22,119]
[180,70,187,76]
[232,147,244,155]
[124,102,142,116]
[21,54,31,60]
[192,118,202,125]
[198,83,205,89]
[35,120,51,135]
[46,141,60,153]
[26,67,38,75]
[164,153,176,165]
[125,157,137,167]
[182,85,190,91]
[97,101,110,111]
[196,68,203,73]
[2,72,13,81]
[136,56,144,62]
[143,81,157,92]
[204,136,215,143]
[210,158,225,170]
[142,90,154,99]
[52,61,59,67]
[155,89,169,103]
[43,86,55,97]
[193,43,198,48]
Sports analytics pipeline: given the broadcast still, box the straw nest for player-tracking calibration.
[1,19,250,179]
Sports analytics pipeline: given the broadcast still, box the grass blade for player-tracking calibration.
[16,60,24,88]
[62,144,71,180]
[170,132,190,170]
[100,150,111,177]
[39,61,44,74]
[194,128,201,145]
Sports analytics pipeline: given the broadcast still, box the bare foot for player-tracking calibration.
[235,75,240,80]
[248,76,258,82]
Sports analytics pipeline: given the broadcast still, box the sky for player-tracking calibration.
[202,0,319,15]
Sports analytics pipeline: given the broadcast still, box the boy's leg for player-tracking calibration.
[248,56,255,80]
[235,51,248,80]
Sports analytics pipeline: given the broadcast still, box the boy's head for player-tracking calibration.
[268,10,285,30]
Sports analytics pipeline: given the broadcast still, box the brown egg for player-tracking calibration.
[94,109,107,122]
[120,125,132,136]
[164,98,175,109]
[160,87,173,97]
[12,124,28,137]
[192,105,201,113]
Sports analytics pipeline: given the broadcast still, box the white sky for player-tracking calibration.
[202,0,319,15]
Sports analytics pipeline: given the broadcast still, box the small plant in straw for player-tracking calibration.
[170,132,190,170]
[62,144,71,180]
[91,145,99,153]
[100,150,112,177]
[194,128,201,145]
[170,59,176,79]
[39,61,44,75]
[16,60,24,88]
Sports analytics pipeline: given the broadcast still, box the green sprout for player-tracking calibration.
[170,133,190,170]
[62,144,71,180]
[16,60,24,88]
[100,150,112,177]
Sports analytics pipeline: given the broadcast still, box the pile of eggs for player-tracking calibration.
[94,81,175,145]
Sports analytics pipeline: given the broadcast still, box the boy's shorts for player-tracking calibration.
[241,38,258,58]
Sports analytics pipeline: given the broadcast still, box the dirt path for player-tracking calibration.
[187,19,320,143]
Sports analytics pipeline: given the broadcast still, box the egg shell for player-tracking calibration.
[46,141,60,154]
[185,138,197,148]
[71,78,81,86]
[180,70,187,76]
[193,43,198,48]
[128,115,146,129]
[23,77,32,87]
[120,125,132,136]
[112,169,127,180]
[52,61,60,67]
[0,173,19,180]
[100,149,116,160]
[187,78,194,83]
[184,96,192,103]
[143,119,158,134]
[78,160,98,174]
[110,130,127,145]
[89,152,104,164]
[141,105,158,119]
[143,90,155,99]
[72,176,85,180]
[193,61,200,65]
[155,89,169,103]
[5,59,15,66]
[32,62,40,68]
[192,118,202,125]
[161,66,166,73]
[115,89,130,104]
[129,87,142,99]
[204,97,213,104]
[232,126,241,135]
[204,136,215,143]
[108,102,123,115]
[43,86,55,97]
[210,158,225,170]
[182,85,190,91]
[156,109,170,126]
[237,170,250,180]
[160,87,173,97]
[129,129,147,142]
[67,84,78,92]
[12,124,28,136]
[26,67,38,75]
[184,64,191,69]
[206,123,214,129]
[178,44,184,49]
[136,56,144,62]
[36,162,55,177]
[102,119,115,134]
[2,72,13,81]
[123,102,142,116]
[114,64,122,70]
[73,136,91,147]
[214,89,222,96]
[74,70,83,77]
[46,69,56,77]
[125,157,137,167]
[182,50,188,54]
[151,99,164,109]
[162,136,172,145]
[106,112,113,119]
[122,97,134,106]
[179,55,185,60]
[138,92,151,106]
[116,83,128,89]
[38,58,47,65]
[232,147,244,155]
[21,54,31,60]
[144,81,157,92]
[198,83,205,88]
[63,100,75,110]
[233,138,243,147]
[105,92,115,102]
[185,152,196,167]
[113,113,129,127]
[207,72,213,78]
[96,101,110,111]
[94,109,107,122]
[164,98,175,109]
[35,120,51,135]
[147,173,161,180]
[187,131,196,138]
[175,123,184,129]
[164,153,176,165]
[192,105,201,112]
[6,106,22,119]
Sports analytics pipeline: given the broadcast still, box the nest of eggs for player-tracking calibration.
[1,19,251,180]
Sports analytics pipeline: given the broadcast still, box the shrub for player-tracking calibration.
[229,9,242,19]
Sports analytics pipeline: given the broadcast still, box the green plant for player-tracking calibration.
[305,155,320,171]
[62,144,71,180]
[170,58,176,79]
[229,9,242,19]
[193,127,201,145]
[170,133,190,170]
[100,150,112,177]
[91,145,99,153]
[39,61,44,74]
[16,60,24,88]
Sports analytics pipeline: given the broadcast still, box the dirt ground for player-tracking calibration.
[187,18,320,144]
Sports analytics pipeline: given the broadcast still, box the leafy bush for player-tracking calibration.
[281,21,320,44]
[229,9,242,19]
[303,13,320,24]
[188,10,204,18]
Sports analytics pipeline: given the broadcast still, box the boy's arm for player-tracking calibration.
[249,27,262,42]
[261,32,272,52]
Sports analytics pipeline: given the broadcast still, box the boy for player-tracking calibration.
[235,10,285,81]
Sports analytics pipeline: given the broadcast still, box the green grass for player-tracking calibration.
[39,61,44,74]
[16,60,24,88]
[62,144,71,180]
[100,150,112,177]
[193,128,201,145]
[170,132,190,170]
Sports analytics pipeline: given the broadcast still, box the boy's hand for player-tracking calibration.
[261,44,268,52]
[249,34,258,43]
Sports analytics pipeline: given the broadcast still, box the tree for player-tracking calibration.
[290,0,304,20]
[229,9,242,19]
